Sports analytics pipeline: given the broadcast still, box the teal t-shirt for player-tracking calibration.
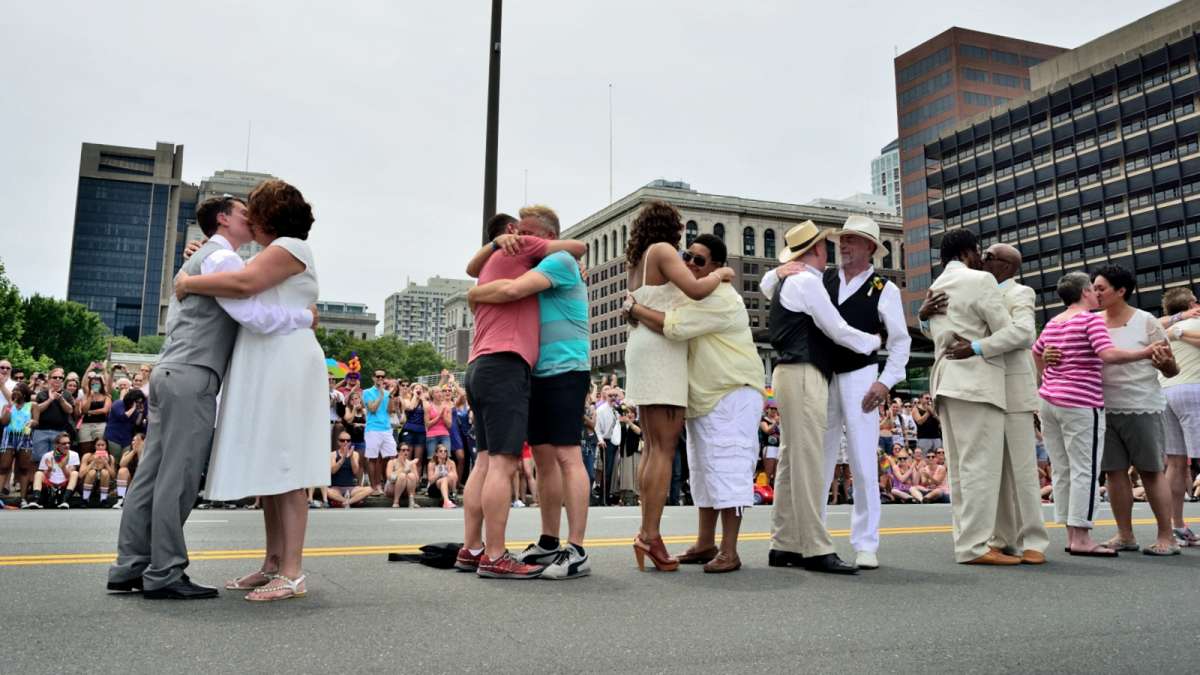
[361,387,391,432]
[533,251,589,377]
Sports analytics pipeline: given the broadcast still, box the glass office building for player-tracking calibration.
[67,143,185,339]
[924,6,1200,324]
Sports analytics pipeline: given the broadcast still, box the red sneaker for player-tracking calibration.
[476,551,544,579]
[455,546,482,572]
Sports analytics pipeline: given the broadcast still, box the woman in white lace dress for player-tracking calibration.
[175,180,327,601]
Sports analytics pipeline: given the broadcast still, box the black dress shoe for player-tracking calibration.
[801,553,859,575]
[768,549,806,568]
[106,577,143,593]
[144,574,219,600]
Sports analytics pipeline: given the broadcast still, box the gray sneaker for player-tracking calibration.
[541,545,590,580]
[513,542,560,566]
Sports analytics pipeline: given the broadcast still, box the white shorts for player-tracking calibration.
[365,431,398,459]
[1163,384,1200,458]
[686,387,761,510]
[764,445,780,460]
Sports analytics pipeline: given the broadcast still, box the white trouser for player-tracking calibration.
[821,365,882,553]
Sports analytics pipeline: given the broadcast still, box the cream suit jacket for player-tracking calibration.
[927,260,1012,410]
[979,280,1039,414]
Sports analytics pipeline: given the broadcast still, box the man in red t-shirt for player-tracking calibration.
[455,213,585,579]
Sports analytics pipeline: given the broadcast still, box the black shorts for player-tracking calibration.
[528,370,590,446]
[464,353,530,456]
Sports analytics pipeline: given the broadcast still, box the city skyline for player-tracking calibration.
[0,1,1173,322]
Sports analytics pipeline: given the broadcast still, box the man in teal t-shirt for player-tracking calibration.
[466,205,592,579]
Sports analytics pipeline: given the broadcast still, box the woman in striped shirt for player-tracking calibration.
[1032,272,1154,556]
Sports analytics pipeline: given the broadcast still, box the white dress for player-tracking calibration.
[624,263,689,408]
[204,237,329,500]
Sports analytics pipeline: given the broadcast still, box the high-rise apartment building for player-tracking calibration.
[563,180,905,375]
[871,138,903,213]
[68,142,187,339]
[895,29,1066,321]
[383,276,474,346]
[924,0,1200,324]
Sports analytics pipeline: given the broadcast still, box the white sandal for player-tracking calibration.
[226,570,273,590]
[245,573,306,602]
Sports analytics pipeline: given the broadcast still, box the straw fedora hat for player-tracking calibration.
[832,214,882,250]
[778,220,829,264]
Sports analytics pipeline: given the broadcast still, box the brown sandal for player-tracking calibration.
[676,546,718,565]
[703,552,742,574]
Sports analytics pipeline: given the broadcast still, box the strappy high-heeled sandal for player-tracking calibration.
[245,573,307,602]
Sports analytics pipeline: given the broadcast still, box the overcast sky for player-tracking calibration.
[0,0,1175,322]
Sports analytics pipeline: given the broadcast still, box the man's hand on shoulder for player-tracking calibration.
[918,290,948,321]
[774,262,805,279]
[494,234,520,256]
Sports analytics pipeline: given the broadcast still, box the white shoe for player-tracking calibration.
[113,497,124,510]
[856,551,879,570]
[512,499,526,508]
[541,544,590,580]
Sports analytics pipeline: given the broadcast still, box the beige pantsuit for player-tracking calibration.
[770,362,835,558]
[980,281,1050,554]
[938,397,1007,562]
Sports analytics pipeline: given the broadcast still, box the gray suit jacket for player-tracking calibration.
[928,260,1012,410]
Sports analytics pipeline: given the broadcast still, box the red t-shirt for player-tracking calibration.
[469,236,549,367]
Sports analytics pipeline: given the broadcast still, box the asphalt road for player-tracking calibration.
[2,501,1198,674]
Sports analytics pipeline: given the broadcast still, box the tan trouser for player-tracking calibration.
[938,396,1006,562]
[770,363,835,558]
[990,411,1050,554]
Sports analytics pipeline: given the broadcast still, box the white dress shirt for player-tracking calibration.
[759,264,881,355]
[202,234,313,335]
[594,401,621,445]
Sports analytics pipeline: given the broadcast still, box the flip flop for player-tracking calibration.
[1102,537,1140,552]
[1066,547,1118,557]
[1142,543,1182,556]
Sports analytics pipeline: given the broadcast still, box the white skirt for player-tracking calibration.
[685,387,763,510]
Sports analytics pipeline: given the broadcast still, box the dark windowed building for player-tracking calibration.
[924,0,1200,324]
[68,142,187,339]
[894,29,1066,322]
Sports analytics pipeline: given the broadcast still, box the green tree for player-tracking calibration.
[0,261,52,374]
[314,330,452,382]
[21,294,109,374]
[401,341,452,380]
[110,334,165,355]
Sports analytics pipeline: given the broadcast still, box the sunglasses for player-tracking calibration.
[49,375,64,380]
[680,250,714,267]
[0,366,10,371]
[338,438,351,443]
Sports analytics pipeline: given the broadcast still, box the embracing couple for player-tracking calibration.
[106,180,328,602]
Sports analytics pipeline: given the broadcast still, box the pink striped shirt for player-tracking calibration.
[1033,312,1114,408]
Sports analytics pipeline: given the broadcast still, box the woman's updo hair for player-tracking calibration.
[248,179,314,241]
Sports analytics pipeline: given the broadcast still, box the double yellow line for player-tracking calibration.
[0,518,1157,568]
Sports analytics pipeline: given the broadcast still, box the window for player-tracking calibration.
[906,248,930,269]
[898,70,953,107]
[742,227,755,256]
[963,91,994,107]
[882,241,895,269]
[959,44,989,61]
[898,47,951,84]
[602,236,608,261]
[962,67,988,82]
[991,50,1019,65]
[899,94,954,129]
[992,72,1021,88]
[621,225,628,251]
[713,222,725,241]
[763,229,776,259]
[685,220,698,246]
[1021,55,1043,67]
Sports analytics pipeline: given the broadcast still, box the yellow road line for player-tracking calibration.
[0,518,1160,568]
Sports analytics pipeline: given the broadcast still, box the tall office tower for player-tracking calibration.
[924,0,1200,324]
[894,29,1065,320]
[68,142,187,339]
[871,138,902,214]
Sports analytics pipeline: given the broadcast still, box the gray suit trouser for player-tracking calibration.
[108,364,220,590]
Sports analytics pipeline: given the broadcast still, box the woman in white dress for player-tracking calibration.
[175,179,328,601]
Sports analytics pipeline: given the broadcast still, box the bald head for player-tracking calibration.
[982,243,1021,283]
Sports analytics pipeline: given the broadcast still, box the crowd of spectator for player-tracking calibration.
[6,318,1200,516]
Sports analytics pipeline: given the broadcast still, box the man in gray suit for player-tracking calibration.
[107,196,316,599]
[927,243,1050,564]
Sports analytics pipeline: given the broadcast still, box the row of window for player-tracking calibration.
[899,94,955,130]
[898,70,953,107]
[898,47,950,85]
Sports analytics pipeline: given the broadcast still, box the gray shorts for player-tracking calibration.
[1101,412,1166,474]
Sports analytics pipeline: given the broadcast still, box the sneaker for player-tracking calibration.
[196,502,212,510]
[512,499,526,508]
[113,497,124,510]
[454,546,482,572]
[20,500,35,510]
[514,541,561,566]
[476,551,544,579]
[57,501,70,510]
[541,545,590,580]
[855,551,879,570]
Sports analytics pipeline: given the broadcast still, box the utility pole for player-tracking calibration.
[481,0,503,244]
